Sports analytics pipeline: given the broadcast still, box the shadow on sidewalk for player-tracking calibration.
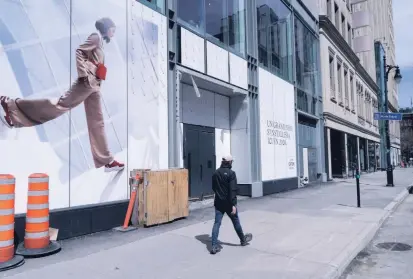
[195,234,240,252]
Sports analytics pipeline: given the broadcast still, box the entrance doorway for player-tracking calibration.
[330,129,346,177]
[183,124,216,199]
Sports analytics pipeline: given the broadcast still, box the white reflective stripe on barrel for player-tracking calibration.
[27,203,49,210]
[0,194,14,200]
[28,177,49,183]
[25,231,49,239]
[0,178,15,185]
[0,240,14,248]
[28,190,49,196]
[26,217,49,223]
[0,209,14,215]
[0,224,14,232]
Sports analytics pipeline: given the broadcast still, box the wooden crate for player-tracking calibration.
[168,168,189,222]
[133,168,189,227]
[144,170,170,226]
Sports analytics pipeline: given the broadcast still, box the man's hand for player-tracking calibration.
[231,206,237,215]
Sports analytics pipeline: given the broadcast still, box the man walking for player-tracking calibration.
[210,155,252,254]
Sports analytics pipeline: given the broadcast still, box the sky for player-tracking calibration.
[394,0,413,108]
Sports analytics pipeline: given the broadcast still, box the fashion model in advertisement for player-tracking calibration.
[0,17,124,173]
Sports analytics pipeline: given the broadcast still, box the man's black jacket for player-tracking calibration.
[212,161,238,212]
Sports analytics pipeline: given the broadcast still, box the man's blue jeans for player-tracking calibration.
[211,207,245,247]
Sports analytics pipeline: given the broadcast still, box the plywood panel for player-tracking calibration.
[144,170,169,226]
[168,169,189,222]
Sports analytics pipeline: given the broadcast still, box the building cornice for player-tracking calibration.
[319,15,380,96]
[324,112,380,139]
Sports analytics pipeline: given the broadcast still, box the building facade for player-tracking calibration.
[320,0,381,178]
[319,0,400,179]
[352,0,401,167]
[0,0,322,239]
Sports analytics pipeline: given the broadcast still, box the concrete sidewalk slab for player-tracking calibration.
[2,169,413,279]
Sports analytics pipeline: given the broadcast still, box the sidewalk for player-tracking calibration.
[3,169,412,279]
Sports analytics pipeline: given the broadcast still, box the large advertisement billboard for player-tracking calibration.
[0,0,168,214]
[258,68,297,181]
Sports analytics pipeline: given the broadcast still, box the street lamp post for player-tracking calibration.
[383,55,402,187]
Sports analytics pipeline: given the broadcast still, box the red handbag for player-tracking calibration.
[95,63,107,80]
[89,58,107,80]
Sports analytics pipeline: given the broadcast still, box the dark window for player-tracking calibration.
[347,24,352,45]
[295,17,318,96]
[297,89,309,113]
[177,0,246,55]
[256,0,292,81]
[227,0,246,54]
[312,97,317,115]
[334,3,339,28]
[177,0,204,31]
[205,0,225,43]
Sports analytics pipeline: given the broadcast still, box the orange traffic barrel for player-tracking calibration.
[0,174,24,271]
[16,174,61,258]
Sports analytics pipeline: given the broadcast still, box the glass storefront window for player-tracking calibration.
[138,0,165,14]
[227,0,246,54]
[256,0,292,81]
[297,89,317,115]
[178,0,204,31]
[294,17,318,96]
[205,0,225,43]
[177,0,246,55]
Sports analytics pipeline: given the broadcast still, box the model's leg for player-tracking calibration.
[1,79,93,128]
[83,92,122,170]
[228,208,253,246]
[211,208,224,253]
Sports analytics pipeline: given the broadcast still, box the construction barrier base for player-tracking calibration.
[113,225,139,233]
[0,255,25,272]
[16,241,61,259]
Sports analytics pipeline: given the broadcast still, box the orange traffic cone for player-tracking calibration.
[16,173,61,258]
[0,174,24,271]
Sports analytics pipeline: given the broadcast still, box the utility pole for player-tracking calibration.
[383,55,402,187]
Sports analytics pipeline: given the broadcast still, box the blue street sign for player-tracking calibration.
[374,112,403,121]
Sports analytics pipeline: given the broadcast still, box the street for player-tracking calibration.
[341,195,413,279]
[2,169,413,279]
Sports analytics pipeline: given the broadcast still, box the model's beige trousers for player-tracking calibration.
[7,79,113,168]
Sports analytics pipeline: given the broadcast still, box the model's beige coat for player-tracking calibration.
[7,33,113,168]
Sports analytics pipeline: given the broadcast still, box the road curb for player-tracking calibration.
[321,187,410,279]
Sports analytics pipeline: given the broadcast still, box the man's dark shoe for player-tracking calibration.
[210,245,221,255]
[241,233,253,246]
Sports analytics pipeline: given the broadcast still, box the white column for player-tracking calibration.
[344,133,349,177]
[357,137,361,171]
[327,128,333,180]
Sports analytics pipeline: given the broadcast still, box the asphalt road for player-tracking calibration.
[341,194,413,279]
